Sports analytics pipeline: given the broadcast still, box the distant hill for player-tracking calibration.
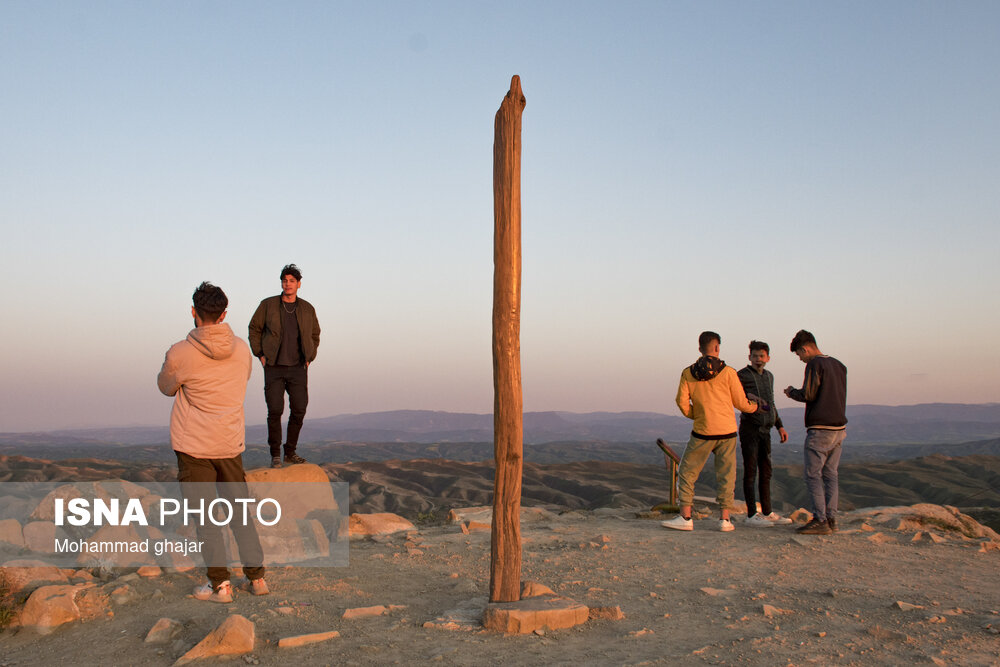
[3,403,1000,453]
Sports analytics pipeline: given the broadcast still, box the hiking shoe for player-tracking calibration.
[719,519,735,532]
[284,453,307,465]
[744,513,774,528]
[797,518,832,535]
[762,512,793,525]
[240,577,270,596]
[270,456,282,469]
[827,517,838,533]
[193,580,233,603]
[661,515,694,531]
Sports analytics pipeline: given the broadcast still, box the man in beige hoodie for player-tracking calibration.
[158,282,268,603]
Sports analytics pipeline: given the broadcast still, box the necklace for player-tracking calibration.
[282,301,297,314]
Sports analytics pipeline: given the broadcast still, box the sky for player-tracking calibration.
[2,2,999,432]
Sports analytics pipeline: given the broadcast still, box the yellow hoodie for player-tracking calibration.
[676,359,757,438]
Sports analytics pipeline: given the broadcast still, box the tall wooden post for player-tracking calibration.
[490,75,526,603]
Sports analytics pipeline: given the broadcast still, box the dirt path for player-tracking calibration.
[2,508,999,666]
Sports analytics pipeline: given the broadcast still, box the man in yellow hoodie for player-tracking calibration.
[663,331,759,532]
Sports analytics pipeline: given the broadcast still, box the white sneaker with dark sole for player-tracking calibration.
[661,516,694,531]
[762,512,793,525]
[193,580,233,603]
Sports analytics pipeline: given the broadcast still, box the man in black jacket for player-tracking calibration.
[784,330,847,535]
[249,264,321,469]
[738,340,791,527]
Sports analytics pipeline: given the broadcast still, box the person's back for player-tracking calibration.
[158,322,252,459]
[800,355,848,429]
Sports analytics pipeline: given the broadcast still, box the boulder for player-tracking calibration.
[22,521,61,553]
[245,463,338,519]
[348,513,415,539]
[174,614,255,665]
[0,518,25,549]
[17,583,106,634]
[0,560,69,594]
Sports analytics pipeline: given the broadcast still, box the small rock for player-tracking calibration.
[700,587,736,597]
[926,615,947,624]
[520,581,556,598]
[629,628,654,637]
[588,606,625,621]
[343,605,387,619]
[816,631,827,637]
[174,614,255,665]
[145,617,183,644]
[893,601,924,611]
[137,566,162,578]
[278,630,340,648]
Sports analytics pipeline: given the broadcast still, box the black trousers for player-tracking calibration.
[264,364,309,457]
[176,451,265,586]
[739,424,773,517]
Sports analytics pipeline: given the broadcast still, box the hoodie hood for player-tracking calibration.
[186,323,236,361]
[690,355,726,381]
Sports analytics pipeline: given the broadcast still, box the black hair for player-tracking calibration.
[749,340,770,355]
[280,264,302,281]
[192,281,228,323]
[698,331,721,353]
[790,329,817,352]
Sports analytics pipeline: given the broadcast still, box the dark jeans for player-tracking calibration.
[739,425,773,517]
[176,451,265,587]
[264,364,309,457]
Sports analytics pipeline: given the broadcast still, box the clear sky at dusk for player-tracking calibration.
[2,2,998,432]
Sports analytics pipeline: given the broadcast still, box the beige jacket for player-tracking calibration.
[157,323,252,459]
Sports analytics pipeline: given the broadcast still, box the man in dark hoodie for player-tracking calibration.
[663,331,759,532]
[784,330,848,535]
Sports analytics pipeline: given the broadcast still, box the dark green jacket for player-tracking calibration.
[248,295,320,365]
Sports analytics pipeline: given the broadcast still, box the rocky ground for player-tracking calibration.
[2,502,999,666]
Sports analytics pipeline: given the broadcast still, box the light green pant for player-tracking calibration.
[676,435,738,510]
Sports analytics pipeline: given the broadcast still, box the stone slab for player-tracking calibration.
[482,595,588,634]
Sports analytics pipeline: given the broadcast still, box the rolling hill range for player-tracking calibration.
[2,452,998,531]
[3,404,1000,461]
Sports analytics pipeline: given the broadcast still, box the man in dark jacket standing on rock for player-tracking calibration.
[784,330,848,535]
[738,340,792,527]
[249,264,321,469]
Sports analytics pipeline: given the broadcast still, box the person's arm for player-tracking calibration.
[768,371,787,441]
[157,350,181,397]
[729,371,758,414]
[786,361,821,403]
[675,374,693,420]
[248,300,267,364]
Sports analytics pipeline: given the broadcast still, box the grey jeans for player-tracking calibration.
[803,428,846,522]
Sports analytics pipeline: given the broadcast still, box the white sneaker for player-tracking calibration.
[762,512,793,525]
[661,515,693,531]
[193,580,233,603]
[718,519,735,532]
[744,513,774,528]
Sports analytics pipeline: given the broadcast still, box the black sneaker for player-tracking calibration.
[284,453,307,465]
[797,518,832,535]
[270,457,282,469]
[827,517,837,533]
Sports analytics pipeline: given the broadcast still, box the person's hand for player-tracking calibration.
[259,356,266,367]
[783,386,794,397]
[778,427,788,443]
[747,392,759,403]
